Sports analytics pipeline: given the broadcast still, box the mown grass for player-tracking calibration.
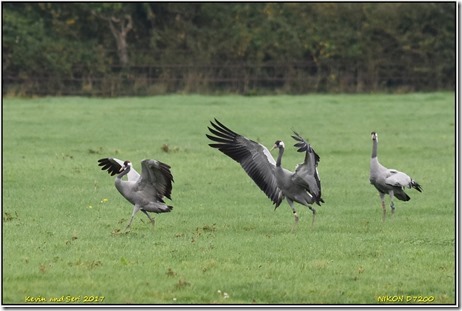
[2,93,455,305]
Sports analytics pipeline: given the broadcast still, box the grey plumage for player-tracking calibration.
[369,132,422,220]
[206,119,323,225]
[98,157,174,229]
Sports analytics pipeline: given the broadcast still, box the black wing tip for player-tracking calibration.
[315,197,325,206]
[141,160,173,196]
[291,132,310,153]
[209,118,222,129]
[158,161,175,185]
[291,133,321,163]
[412,181,423,192]
[206,120,244,156]
[205,134,216,141]
[98,157,119,176]
[208,118,240,137]
[97,158,110,165]
[211,117,223,126]
[291,131,302,140]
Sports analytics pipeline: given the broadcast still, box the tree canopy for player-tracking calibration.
[2,3,456,96]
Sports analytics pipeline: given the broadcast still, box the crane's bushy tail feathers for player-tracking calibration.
[395,191,411,201]
[313,195,325,206]
[411,181,422,192]
[157,205,173,213]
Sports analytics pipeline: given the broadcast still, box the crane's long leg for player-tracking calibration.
[141,210,155,227]
[389,191,396,217]
[126,205,141,230]
[379,193,386,221]
[308,206,316,225]
[286,198,299,226]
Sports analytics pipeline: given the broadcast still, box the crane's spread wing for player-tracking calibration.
[291,131,320,167]
[206,118,283,207]
[98,157,140,181]
[291,132,324,204]
[137,159,174,201]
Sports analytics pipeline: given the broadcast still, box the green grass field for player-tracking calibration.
[2,93,455,305]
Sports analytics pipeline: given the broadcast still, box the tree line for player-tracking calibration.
[3,3,456,96]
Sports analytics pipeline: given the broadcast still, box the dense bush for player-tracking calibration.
[2,3,455,96]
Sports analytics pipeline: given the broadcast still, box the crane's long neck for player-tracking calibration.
[370,137,383,175]
[276,146,284,167]
[115,165,134,202]
[115,166,131,183]
[371,138,378,159]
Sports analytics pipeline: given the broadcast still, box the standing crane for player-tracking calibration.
[369,132,422,220]
[206,119,324,225]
